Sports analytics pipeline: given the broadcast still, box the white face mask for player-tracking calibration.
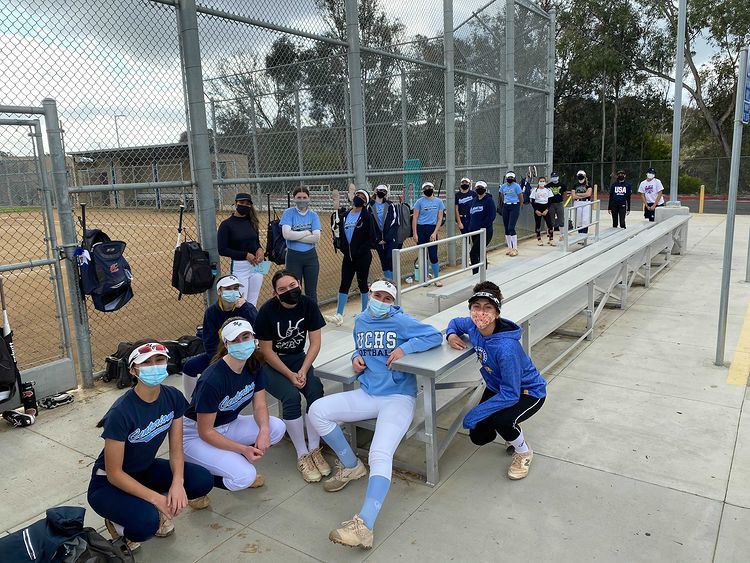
[646,173,655,180]
[538,182,546,188]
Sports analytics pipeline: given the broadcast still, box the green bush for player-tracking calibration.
[678,174,703,194]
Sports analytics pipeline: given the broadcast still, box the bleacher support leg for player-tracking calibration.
[585,280,595,341]
[421,375,439,486]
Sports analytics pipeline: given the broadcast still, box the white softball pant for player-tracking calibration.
[574,199,591,229]
[182,414,285,491]
[308,388,415,480]
[230,260,264,307]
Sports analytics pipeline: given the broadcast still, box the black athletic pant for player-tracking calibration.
[339,251,372,294]
[470,227,493,275]
[469,388,545,445]
[644,203,664,222]
[611,204,627,228]
[532,202,553,239]
[263,352,324,420]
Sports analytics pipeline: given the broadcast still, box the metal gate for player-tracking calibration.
[0,103,78,401]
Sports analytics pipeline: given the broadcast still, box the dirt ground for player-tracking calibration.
[2,206,515,374]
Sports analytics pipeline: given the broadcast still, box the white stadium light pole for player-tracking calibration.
[716,47,749,366]
[668,0,687,203]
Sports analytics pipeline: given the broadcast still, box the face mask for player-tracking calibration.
[227,340,256,361]
[460,184,469,191]
[538,182,546,188]
[278,286,302,305]
[423,189,434,197]
[646,173,655,180]
[295,200,309,211]
[221,290,240,304]
[617,175,625,182]
[236,204,251,216]
[475,187,486,195]
[550,177,559,183]
[506,178,514,184]
[577,175,585,181]
[138,364,169,386]
[376,190,387,199]
[367,297,392,318]
[353,196,365,208]
[470,310,496,331]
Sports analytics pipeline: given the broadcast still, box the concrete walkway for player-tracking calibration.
[2,213,749,562]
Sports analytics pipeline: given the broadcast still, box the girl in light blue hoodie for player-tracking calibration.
[309,279,442,549]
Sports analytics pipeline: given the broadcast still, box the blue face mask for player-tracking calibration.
[221,290,240,304]
[138,364,169,386]
[367,297,392,318]
[227,339,256,361]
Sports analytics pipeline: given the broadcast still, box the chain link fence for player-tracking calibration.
[1,0,553,382]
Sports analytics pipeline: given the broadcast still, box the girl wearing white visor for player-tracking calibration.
[183,318,286,492]
[88,343,213,552]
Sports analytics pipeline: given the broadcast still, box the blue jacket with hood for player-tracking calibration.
[352,306,443,397]
[446,316,546,428]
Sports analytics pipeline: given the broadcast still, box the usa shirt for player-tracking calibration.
[280,207,321,252]
[185,359,266,427]
[638,178,664,204]
[94,385,188,475]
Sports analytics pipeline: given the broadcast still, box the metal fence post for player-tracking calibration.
[505,0,515,173]
[248,92,262,203]
[465,75,473,172]
[177,0,219,304]
[444,0,457,264]
[669,0,687,203]
[344,0,367,190]
[209,98,222,207]
[546,9,556,176]
[479,228,487,281]
[295,88,304,186]
[42,98,94,388]
[401,68,408,166]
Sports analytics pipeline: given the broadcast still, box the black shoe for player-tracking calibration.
[39,392,74,410]
[2,410,35,427]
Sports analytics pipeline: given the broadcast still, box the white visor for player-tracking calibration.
[505,171,515,179]
[370,279,397,299]
[460,177,471,185]
[422,182,434,190]
[128,342,170,368]
[475,180,488,189]
[216,275,244,290]
[221,319,255,342]
[354,189,370,204]
[375,184,389,195]
[576,170,586,176]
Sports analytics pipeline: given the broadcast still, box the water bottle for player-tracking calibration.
[414,262,420,282]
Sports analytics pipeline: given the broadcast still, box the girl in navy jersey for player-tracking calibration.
[182,318,286,492]
[88,343,213,552]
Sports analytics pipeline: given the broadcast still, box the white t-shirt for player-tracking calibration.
[530,186,554,204]
[638,178,664,204]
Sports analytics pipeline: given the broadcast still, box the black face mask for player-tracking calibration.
[506,178,514,184]
[278,287,302,305]
[423,189,434,197]
[353,196,365,208]
[376,191,387,199]
[617,175,625,182]
[577,175,585,182]
[236,204,251,216]
[460,185,469,191]
[475,187,486,195]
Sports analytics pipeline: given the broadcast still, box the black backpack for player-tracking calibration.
[0,332,19,405]
[70,528,135,562]
[265,211,287,265]
[171,240,214,300]
[76,229,134,313]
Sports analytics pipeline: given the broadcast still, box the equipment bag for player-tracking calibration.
[69,528,135,562]
[396,202,412,245]
[172,240,214,300]
[0,333,17,404]
[330,208,343,253]
[177,334,204,359]
[265,215,287,266]
[77,238,134,313]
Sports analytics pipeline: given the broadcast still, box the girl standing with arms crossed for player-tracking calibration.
[498,171,523,256]
[309,279,443,549]
[183,318,286,492]
[446,282,546,479]
[88,343,213,552]
[280,186,322,302]
[411,181,446,286]
[530,176,555,246]
[217,193,265,306]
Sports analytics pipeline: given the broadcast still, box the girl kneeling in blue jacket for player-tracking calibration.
[309,279,443,549]
[446,281,546,479]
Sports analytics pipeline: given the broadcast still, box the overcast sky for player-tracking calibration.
[0,0,719,156]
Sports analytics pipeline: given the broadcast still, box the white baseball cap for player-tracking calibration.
[128,342,170,367]
[354,189,370,205]
[505,171,516,179]
[460,177,471,185]
[370,279,397,299]
[577,170,587,176]
[221,318,255,342]
[422,181,435,190]
[475,180,488,189]
[375,184,389,196]
[216,275,244,290]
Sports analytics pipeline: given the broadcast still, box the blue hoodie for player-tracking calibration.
[446,316,546,429]
[352,306,443,397]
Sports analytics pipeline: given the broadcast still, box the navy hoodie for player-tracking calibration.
[446,316,546,428]
[468,194,497,232]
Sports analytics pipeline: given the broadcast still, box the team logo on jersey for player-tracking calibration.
[128,411,174,443]
[458,195,474,205]
[356,330,397,356]
[475,346,488,364]
[470,205,484,214]
[276,319,306,351]
[218,383,256,412]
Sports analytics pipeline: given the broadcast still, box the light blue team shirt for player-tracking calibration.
[413,196,446,225]
[344,210,361,243]
[499,181,522,204]
[279,207,322,252]
[373,202,386,229]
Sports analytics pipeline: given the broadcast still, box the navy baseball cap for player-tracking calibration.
[235,192,252,202]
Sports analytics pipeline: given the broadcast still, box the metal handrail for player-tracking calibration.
[561,199,601,251]
[391,229,487,305]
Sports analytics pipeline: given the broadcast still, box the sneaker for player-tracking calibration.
[250,474,265,488]
[434,280,443,287]
[505,248,512,255]
[323,459,367,492]
[188,495,210,510]
[310,447,331,477]
[326,313,344,327]
[329,514,373,549]
[547,239,556,246]
[155,512,174,538]
[298,453,322,483]
[509,249,519,257]
[105,519,141,553]
[38,392,74,409]
[508,450,533,480]
[2,410,35,428]
[537,239,543,246]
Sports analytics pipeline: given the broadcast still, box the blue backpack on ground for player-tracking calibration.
[75,228,134,313]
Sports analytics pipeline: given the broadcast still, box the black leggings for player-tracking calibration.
[532,202,553,239]
[470,228,493,275]
[339,251,372,294]
[611,204,627,228]
[469,389,545,445]
[262,352,324,420]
